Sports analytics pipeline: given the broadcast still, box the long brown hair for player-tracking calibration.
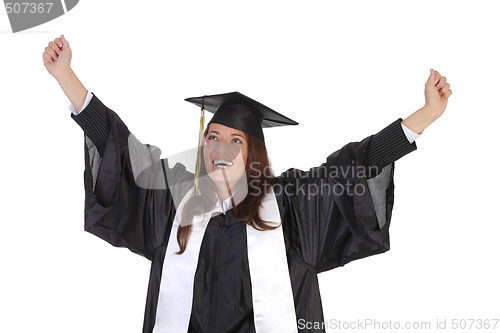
[176,126,277,254]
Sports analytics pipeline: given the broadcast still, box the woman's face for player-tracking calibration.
[203,123,248,187]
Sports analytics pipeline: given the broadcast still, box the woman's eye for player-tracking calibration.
[207,135,218,141]
[232,138,242,144]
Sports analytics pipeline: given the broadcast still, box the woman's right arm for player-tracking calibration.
[43,35,88,113]
[42,36,180,259]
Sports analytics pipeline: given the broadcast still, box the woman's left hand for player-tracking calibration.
[401,69,453,134]
[424,68,452,117]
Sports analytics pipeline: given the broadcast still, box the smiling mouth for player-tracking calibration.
[213,159,234,168]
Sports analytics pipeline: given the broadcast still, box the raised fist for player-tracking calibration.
[43,35,72,78]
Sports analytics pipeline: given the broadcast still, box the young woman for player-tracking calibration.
[43,35,451,333]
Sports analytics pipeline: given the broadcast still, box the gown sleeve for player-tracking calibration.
[276,119,417,273]
[71,94,192,260]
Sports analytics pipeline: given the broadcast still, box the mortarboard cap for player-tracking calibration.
[185,91,298,195]
[185,91,298,141]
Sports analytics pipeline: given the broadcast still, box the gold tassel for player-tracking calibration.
[194,107,205,196]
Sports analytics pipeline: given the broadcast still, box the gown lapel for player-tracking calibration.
[153,187,298,332]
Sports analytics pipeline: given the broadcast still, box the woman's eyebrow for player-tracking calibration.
[207,131,245,140]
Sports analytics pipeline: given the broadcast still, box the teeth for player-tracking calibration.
[213,159,233,168]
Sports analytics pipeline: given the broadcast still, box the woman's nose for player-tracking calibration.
[211,141,240,158]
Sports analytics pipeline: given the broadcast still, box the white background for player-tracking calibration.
[1,1,499,332]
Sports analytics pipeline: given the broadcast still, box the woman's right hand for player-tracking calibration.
[43,35,87,112]
[43,34,72,78]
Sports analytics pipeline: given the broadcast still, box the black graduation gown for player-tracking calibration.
[71,94,417,333]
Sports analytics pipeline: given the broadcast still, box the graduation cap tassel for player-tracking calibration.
[194,100,206,196]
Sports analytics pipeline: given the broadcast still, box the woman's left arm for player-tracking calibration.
[402,69,452,134]
[362,69,452,176]
[278,69,452,272]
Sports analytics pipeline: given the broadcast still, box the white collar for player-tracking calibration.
[214,194,234,214]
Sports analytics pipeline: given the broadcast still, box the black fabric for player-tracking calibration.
[72,95,417,333]
[363,118,417,175]
[72,95,416,178]
[71,94,109,156]
[209,103,265,141]
[188,211,255,333]
[185,91,299,141]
